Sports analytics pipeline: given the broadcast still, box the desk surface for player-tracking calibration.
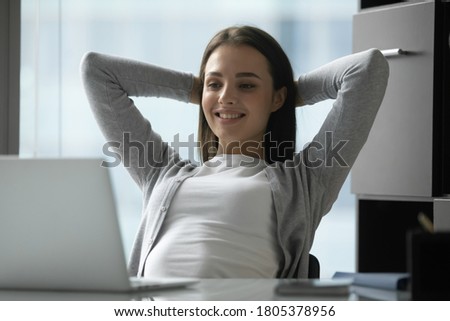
[0,279,410,301]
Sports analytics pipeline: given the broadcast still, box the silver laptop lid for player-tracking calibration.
[0,157,132,292]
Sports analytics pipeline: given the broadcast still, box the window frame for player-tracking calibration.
[0,0,20,155]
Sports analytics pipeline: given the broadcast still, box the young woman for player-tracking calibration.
[81,26,389,278]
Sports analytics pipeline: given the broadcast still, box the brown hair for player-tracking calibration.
[197,25,297,164]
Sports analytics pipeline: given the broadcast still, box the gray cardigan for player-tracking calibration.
[80,49,389,278]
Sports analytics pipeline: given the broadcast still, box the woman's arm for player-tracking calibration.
[297,49,389,216]
[80,52,195,189]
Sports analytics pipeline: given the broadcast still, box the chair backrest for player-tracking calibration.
[308,254,320,278]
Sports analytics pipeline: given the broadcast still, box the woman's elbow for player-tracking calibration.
[79,51,103,82]
[366,48,390,84]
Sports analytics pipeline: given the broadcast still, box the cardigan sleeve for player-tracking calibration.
[80,52,194,189]
[297,49,389,218]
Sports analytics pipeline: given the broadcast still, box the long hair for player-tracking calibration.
[197,26,297,164]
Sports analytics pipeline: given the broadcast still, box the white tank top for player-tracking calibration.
[143,154,280,278]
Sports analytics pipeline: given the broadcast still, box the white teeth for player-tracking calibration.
[218,113,242,119]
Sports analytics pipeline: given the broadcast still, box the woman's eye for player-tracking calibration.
[207,83,221,90]
[239,84,255,90]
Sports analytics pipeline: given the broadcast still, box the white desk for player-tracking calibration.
[0,279,410,301]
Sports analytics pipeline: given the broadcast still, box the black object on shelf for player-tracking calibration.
[360,0,405,10]
[407,231,450,300]
[358,200,433,273]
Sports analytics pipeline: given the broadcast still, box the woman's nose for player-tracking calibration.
[219,85,237,105]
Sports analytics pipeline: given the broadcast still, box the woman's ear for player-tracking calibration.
[271,86,287,112]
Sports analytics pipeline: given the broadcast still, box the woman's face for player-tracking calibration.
[202,44,286,156]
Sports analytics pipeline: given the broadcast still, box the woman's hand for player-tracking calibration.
[294,80,304,107]
[190,76,202,105]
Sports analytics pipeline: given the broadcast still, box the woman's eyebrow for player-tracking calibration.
[236,72,261,79]
[205,71,222,78]
[205,71,262,79]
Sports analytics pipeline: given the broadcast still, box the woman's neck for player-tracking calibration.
[216,140,264,159]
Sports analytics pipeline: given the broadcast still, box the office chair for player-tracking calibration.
[308,254,320,279]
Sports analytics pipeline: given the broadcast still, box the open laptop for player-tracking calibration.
[0,157,197,292]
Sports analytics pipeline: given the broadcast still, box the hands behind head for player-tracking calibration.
[294,80,304,107]
[190,76,202,105]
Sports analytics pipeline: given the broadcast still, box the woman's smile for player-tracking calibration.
[216,113,244,119]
